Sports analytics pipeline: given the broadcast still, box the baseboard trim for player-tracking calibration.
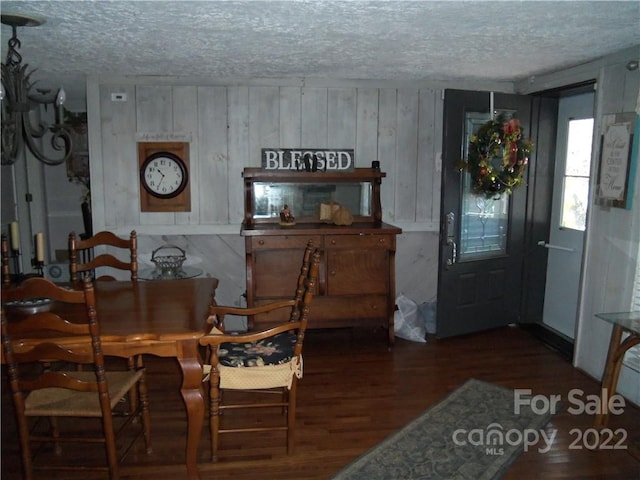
[519,322,574,361]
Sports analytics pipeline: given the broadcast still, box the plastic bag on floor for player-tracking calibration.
[418,301,437,334]
[394,294,426,343]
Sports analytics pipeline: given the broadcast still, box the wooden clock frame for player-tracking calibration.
[138,141,191,212]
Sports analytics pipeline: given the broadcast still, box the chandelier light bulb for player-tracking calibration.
[56,87,66,106]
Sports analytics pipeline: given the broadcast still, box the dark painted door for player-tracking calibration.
[436,89,533,337]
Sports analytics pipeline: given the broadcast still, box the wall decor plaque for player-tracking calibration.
[261,148,355,172]
[596,113,637,209]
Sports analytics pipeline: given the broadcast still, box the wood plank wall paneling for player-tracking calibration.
[95,83,444,229]
[301,87,329,148]
[279,87,302,148]
[198,87,229,224]
[99,84,138,228]
[378,88,398,223]
[328,87,357,152]
[137,85,174,226]
[355,88,379,168]
[417,89,442,223]
[228,87,250,223]
[395,89,420,222]
[173,86,199,226]
[249,87,280,168]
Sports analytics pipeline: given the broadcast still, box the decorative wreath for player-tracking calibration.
[460,115,533,198]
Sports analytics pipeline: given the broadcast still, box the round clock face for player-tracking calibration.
[140,152,188,198]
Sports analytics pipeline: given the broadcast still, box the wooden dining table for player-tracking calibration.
[4,276,219,480]
[96,277,218,479]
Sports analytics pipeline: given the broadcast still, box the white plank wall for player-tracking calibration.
[198,86,228,224]
[378,88,398,223]
[173,86,199,226]
[228,87,250,223]
[89,79,445,306]
[93,81,443,231]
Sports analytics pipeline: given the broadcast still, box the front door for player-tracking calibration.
[541,91,595,339]
[437,90,532,337]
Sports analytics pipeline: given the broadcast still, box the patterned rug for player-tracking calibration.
[331,378,555,480]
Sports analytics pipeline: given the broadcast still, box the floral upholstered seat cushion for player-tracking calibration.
[219,332,297,367]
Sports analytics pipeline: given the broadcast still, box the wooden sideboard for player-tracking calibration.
[241,167,401,345]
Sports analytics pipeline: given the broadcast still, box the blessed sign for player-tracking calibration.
[261,149,355,172]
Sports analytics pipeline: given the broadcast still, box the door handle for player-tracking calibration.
[446,239,457,265]
[445,212,457,265]
[537,241,575,252]
[445,212,455,239]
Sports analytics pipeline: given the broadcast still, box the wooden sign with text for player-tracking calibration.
[261,148,355,172]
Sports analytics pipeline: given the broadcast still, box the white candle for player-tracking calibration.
[35,232,44,262]
[10,221,19,251]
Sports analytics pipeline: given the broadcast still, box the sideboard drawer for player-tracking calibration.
[251,235,322,250]
[325,234,394,249]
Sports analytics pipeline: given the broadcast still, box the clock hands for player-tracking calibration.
[156,168,166,189]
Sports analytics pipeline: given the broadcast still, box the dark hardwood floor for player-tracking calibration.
[2,325,639,479]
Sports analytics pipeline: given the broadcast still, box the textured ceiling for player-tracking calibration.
[1,1,639,103]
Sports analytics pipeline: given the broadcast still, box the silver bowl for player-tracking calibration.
[4,297,54,315]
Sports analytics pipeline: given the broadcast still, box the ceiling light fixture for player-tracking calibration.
[1,13,73,166]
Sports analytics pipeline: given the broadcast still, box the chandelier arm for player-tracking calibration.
[20,113,73,166]
[1,15,73,167]
[1,106,21,164]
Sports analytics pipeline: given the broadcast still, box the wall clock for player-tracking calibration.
[138,141,191,212]
[140,152,188,198]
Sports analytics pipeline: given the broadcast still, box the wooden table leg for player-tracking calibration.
[594,325,640,430]
[595,325,624,429]
[178,340,205,480]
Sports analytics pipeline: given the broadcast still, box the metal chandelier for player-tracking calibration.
[1,14,73,166]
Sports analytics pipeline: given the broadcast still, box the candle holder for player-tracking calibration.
[11,249,21,275]
[31,258,45,277]
[9,248,26,283]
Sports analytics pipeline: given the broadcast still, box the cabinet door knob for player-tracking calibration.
[258,239,264,245]
[331,239,336,245]
[330,270,336,276]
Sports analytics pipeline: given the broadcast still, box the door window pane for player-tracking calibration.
[561,176,589,230]
[459,112,513,260]
[560,118,593,230]
[460,192,509,258]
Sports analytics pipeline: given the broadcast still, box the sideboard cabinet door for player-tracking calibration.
[325,234,392,296]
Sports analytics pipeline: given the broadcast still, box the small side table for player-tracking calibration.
[594,311,640,460]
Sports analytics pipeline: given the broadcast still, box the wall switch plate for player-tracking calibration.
[111,92,127,102]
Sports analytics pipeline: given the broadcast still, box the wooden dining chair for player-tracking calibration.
[68,230,138,283]
[69,229,143,409]
[1,276,152,479]
[200,243,320,462]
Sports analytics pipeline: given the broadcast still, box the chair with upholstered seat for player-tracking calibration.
[68,230,138,283]
[199,243,320,462]
[1,276,152,479]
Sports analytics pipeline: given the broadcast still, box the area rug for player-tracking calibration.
[331,378,555,480]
